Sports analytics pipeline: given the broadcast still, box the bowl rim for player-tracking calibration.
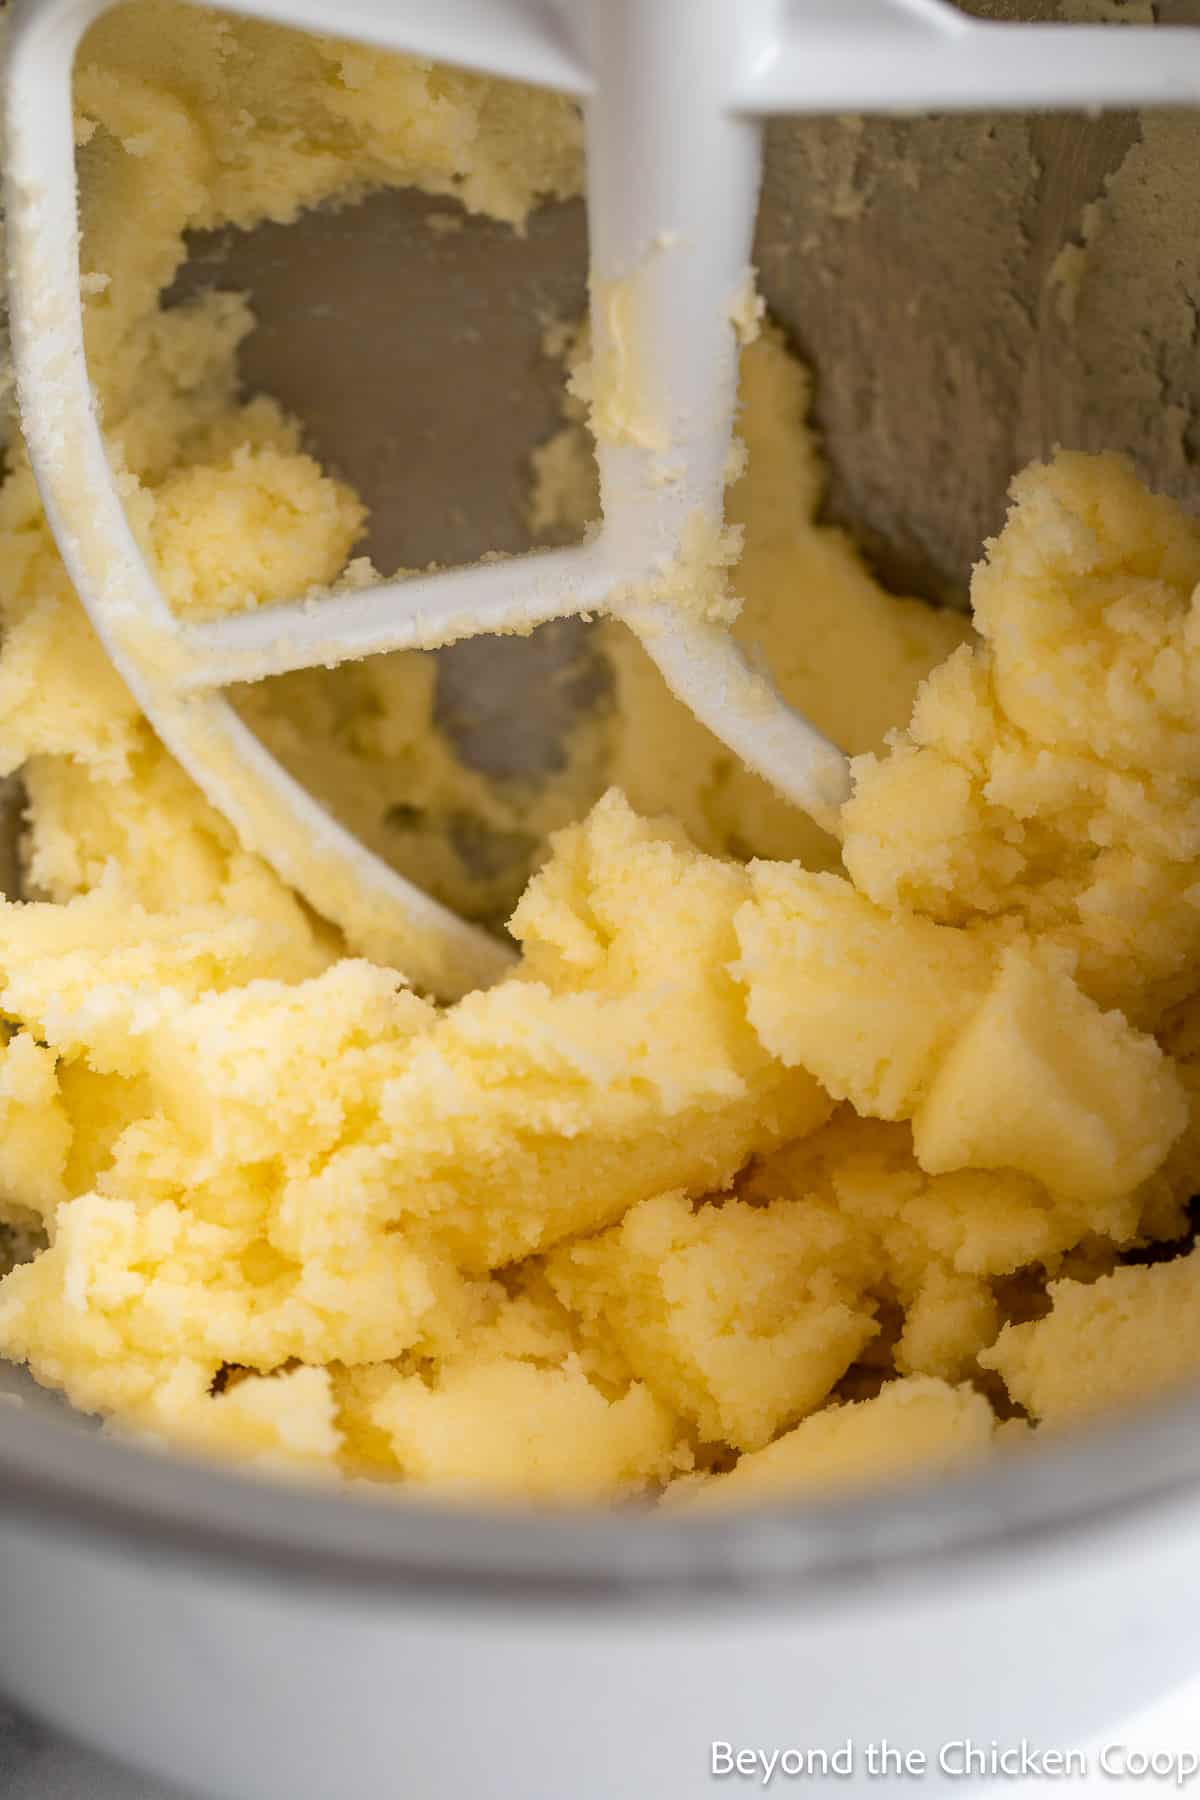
[1,1379,1199,1607]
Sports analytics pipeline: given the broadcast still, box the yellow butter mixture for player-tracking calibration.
[1,1,1200,1502]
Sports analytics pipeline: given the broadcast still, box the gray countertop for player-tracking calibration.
[0,1699,192,1800]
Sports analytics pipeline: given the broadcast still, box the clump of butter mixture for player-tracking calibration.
[2,0,1200,1503]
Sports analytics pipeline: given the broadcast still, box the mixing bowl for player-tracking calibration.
[3,1366,1200,1797]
